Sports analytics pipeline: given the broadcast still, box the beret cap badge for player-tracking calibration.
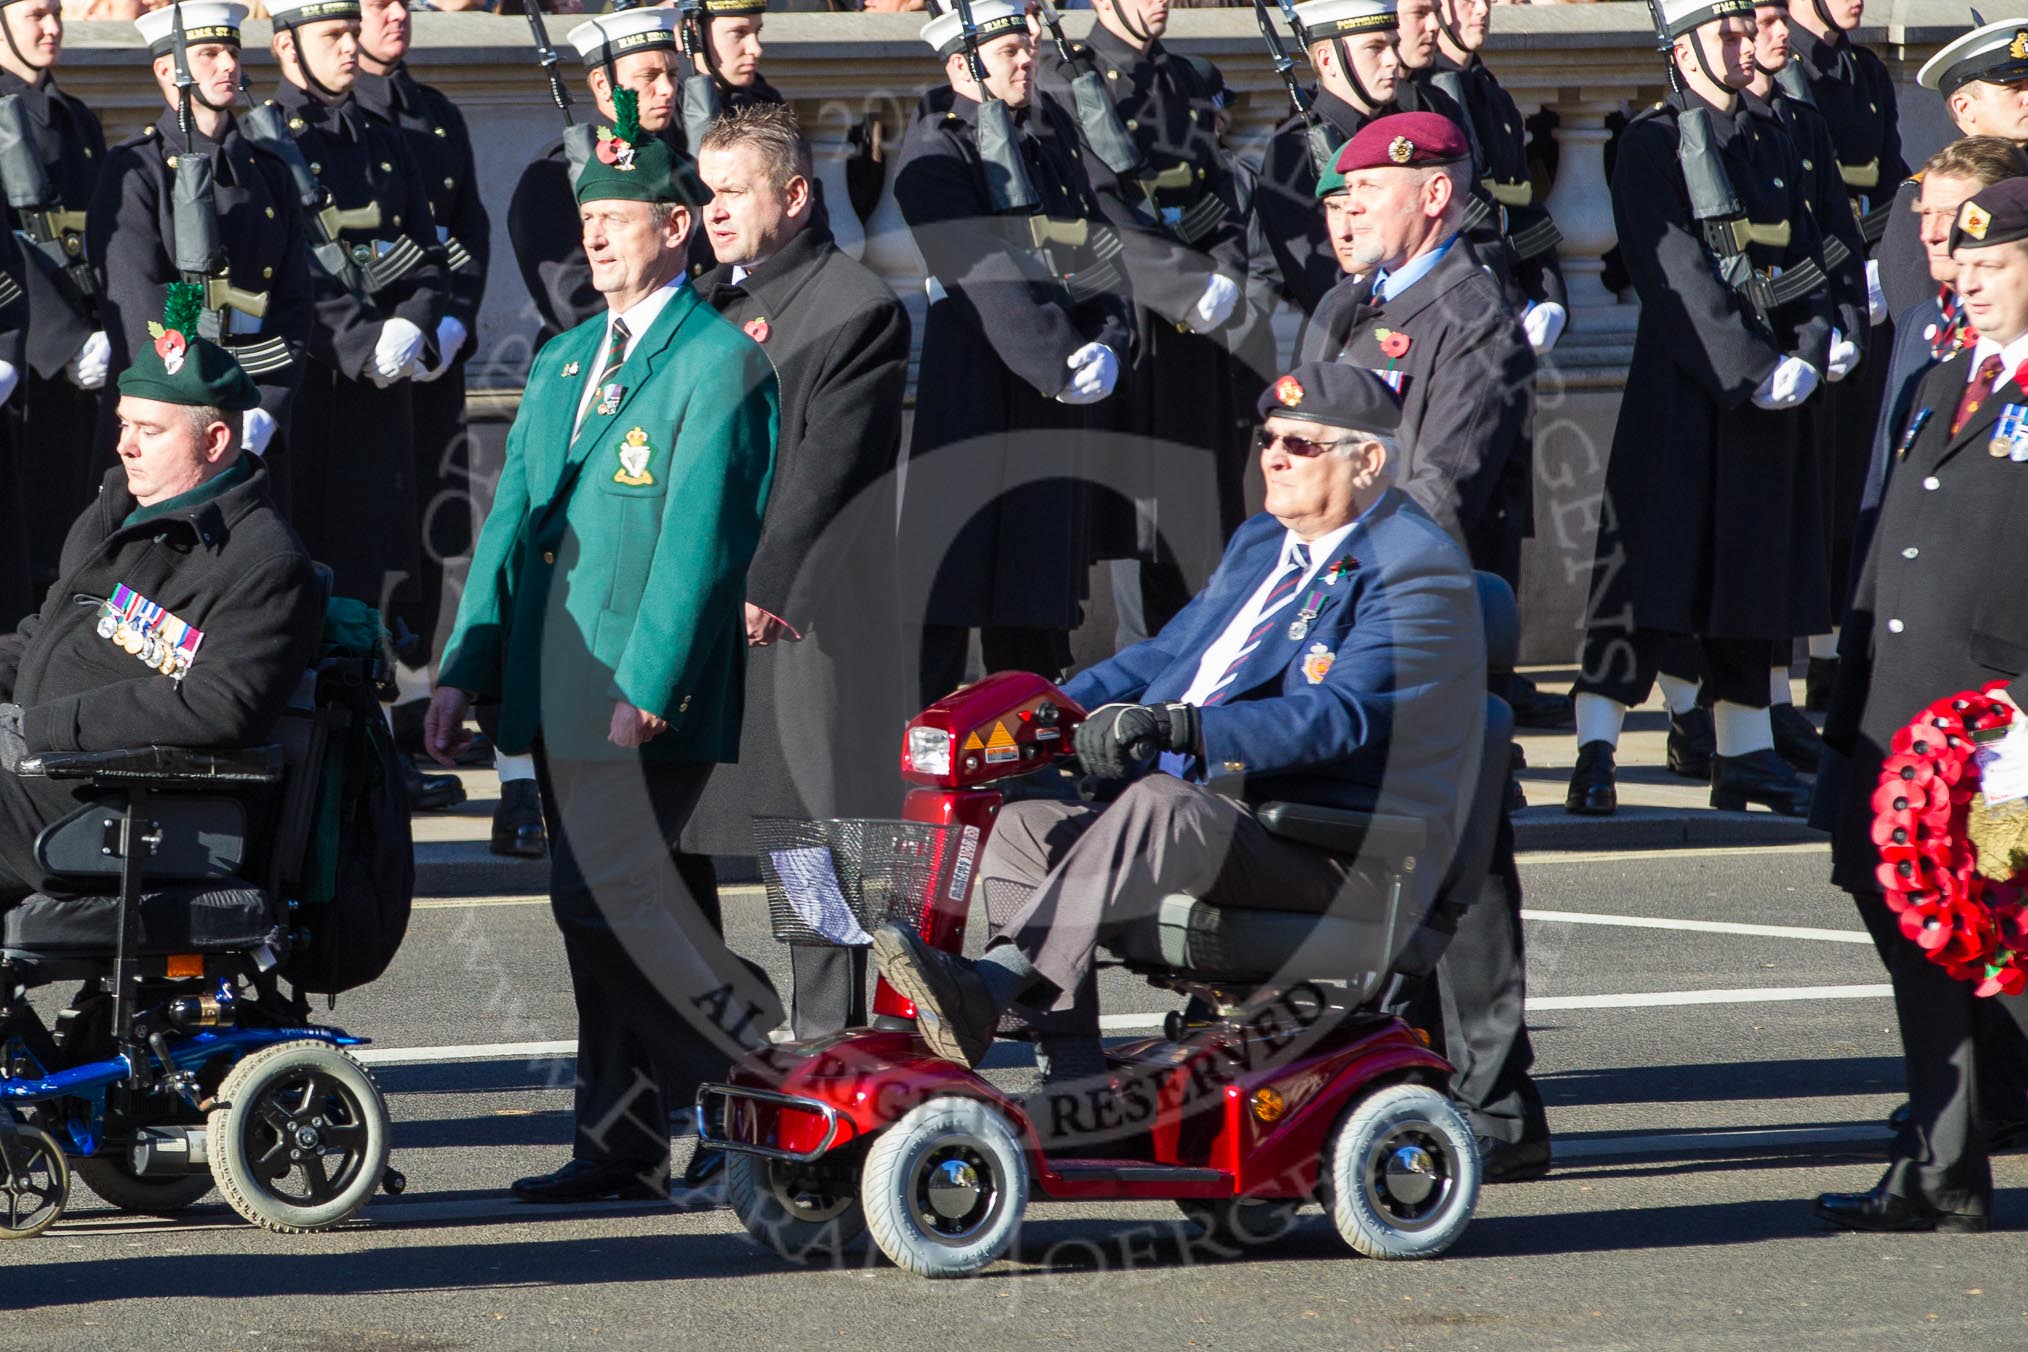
[1963,201,1993,241]
[1387,135,1414,165]
[1273,374,1305,407]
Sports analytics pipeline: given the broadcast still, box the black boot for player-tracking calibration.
[1710,748,1810,816]
[491,778,547,858]
[1507,675,1574,731]
[1770,703,1825,775]
[1666,707,1714,780]
[1804,656,1838,712]
[403,760,467,812]
[1564,740,1617,816]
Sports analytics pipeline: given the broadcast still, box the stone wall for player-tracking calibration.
[48,1,1977,658]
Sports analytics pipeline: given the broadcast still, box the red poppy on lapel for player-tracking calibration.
[744,316,770,344]
[1378,331,1411,359]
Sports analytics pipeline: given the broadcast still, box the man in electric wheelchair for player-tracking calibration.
[874,361,1488,1073]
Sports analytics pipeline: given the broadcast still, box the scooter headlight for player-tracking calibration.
[906,726,953,778]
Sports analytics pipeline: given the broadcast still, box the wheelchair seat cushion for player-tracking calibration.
[1,880,280,957]
[1107,893,1400,985]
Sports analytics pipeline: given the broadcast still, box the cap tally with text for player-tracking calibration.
[921,0,1028,59]
[135,2,247,55]
[1289,0,1398,41]
[1949,176,2028,253]
[116,282,261,412]
[567,9,681,70]
[702,0,767,14]
[1333,111,1470,177]
[263,0,361,30]
[1654,0,1754,39]
[1257,362,1404,433]
[1918,17,2028,93]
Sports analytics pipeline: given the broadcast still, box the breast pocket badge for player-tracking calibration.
[1303,643,1335,685]
[613,426,656,487]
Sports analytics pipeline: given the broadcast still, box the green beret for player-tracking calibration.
[115,282,260,412]
[1314,138,1353,199]
[575,87,709,209]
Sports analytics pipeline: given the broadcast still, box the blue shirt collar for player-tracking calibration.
[1372,233,1456,304]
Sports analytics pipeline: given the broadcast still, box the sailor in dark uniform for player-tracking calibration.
[1034,0,1246,634]
[1565,0,1833,819]
[0,0,107,595]
[89,4,312,477]
[894,0,1134,704]
[685,0,784,112]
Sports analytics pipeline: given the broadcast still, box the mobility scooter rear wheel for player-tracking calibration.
[861,1096,1028,1278]
[727,1153,869,1264]
[0,1122,69,1239]
[75,1156,215,1215]
[209,1041,391,1233]
[1321,1083,1480,1259]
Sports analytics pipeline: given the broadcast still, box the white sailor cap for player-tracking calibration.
[1919,17,2028,93]
[264,0,359,29]
[135,2,247,55]
[920,0,1028,59]
[1655,0,1754,38]
[567,10,682,70]
[1290,0,1398,42]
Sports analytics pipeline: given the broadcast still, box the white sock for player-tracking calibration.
[1712,700,1774,757]
[1769,666,1793,706]
[1574,692,1627,749]
[394,659,433,706]
[495,751,536,783]
[1808,630,1839,660]
[1656,672,1700,716]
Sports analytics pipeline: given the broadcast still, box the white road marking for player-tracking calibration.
[1528,983,1890,1011]
[355,1040,574,1065]
[1521,909,1872,944]
[1518,842,1829,865]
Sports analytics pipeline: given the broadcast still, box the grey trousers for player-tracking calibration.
[977,775,1386,1013]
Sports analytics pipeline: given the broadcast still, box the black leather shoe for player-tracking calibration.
[1886,1101,1910,1134]
[403,760,467,812]
[1814,1183,1987,1233]
[1564,740,1617,816]
[490,778,547,858]
[1480,1136,1552,1183]
[871,922,997,1068]
[1666,707,1715,780]
[1508,676,1575,731]
[1804,656,1838,712]
[1710,748,1810,816]
[510,1158,667,1204]
[1771,703,1826,775]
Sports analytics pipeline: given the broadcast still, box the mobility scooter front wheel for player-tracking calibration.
[861,1096,1028,1278]
[0,1121,69,1238]
[727,1152,869,1263]
[1321,1082,1481,1259]
[209,1041,391,1233]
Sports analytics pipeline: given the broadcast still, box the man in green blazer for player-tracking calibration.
[424,91,781,1205]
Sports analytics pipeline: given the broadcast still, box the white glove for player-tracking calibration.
[66,330,110,390]
[1825,327,1860,383]
[1865,259,1887,326]
[1520,300,1567,354]
[241,406,277,456]
[1751,355,1821,410]
[1187,273,1239,334]
[1055,341,1119,406]
[0,360,19,410]
[414,314,469,384]
[371,317,426,385]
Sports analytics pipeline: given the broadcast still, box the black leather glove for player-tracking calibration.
[1074,701,1201,780]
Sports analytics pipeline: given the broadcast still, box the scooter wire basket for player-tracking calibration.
[752,817,965,947]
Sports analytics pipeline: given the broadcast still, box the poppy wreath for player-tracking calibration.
[1872,682,2028,997]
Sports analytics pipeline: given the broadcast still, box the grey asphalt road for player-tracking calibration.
[3,842,2024,1352]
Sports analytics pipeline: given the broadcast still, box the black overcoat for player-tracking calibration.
[1425,50,1565,308]
[1789,26,1906,243]
[682,223,912,855]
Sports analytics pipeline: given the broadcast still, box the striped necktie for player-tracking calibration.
[1202,541,1311,708]
[576,316,631,433]
[1953,353,2004,436]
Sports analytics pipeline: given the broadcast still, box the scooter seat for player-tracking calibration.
[1,880,280,964]
[1107,893,1397,986]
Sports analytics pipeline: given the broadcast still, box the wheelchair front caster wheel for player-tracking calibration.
[861,1096,1027,1278]
[209,1041,390,1234]
[382,1167,406,1196]
[0,1122,69,1239]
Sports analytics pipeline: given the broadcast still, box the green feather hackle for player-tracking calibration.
[163,282,203,338]
[611,86,641,146]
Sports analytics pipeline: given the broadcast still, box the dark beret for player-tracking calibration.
[1256,362,1404,433]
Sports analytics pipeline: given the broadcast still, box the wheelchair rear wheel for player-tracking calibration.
[75,1155,214,1216]
[0,1122,69,1239]
[209,1041,391,1234]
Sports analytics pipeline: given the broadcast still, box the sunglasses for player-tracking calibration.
[1253,427,1360,458]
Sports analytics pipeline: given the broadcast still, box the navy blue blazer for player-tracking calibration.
[1062,489,1486,868]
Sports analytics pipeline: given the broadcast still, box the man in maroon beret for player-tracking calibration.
[1301,110,1549,1183]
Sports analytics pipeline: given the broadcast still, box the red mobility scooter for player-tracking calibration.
[699,576,1516,1278]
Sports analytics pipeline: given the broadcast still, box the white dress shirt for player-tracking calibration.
[1965,329,2028,387]
[1177,517,1361,707]
[574,274,689,431]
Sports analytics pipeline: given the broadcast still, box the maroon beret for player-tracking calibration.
[1332,111,1471,175]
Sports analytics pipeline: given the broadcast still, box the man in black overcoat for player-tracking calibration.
[684,103,912,1039]
[1815,176,2028,1233]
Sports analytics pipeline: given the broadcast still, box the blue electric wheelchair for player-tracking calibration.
[0,636,406,1237]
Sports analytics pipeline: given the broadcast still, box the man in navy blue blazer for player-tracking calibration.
[874,362,1485,1070]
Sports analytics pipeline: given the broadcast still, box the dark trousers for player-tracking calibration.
[1853,887,2028,1213]
[534,751,780,1175]
[918,624,1072,711]
[790,946,868,1039]
[1575,628,1774,709]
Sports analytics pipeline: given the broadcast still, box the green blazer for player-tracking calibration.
[440,283,779,762]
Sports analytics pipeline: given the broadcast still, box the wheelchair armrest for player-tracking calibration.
[1253,801,1428,863]
[17,744,285,787]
